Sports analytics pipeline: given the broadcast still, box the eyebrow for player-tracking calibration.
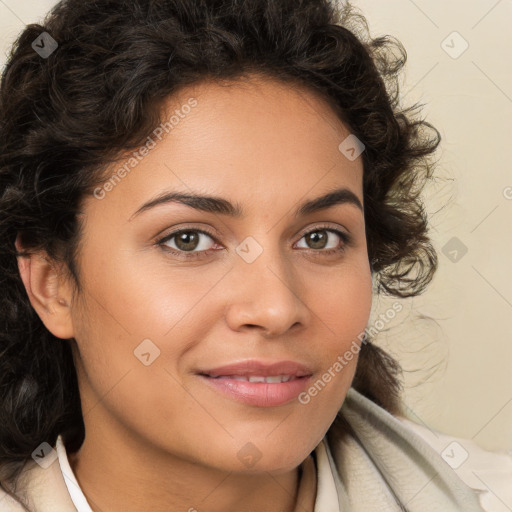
[128,186,363,221]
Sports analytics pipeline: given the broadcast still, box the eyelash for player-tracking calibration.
[156,224,353,261]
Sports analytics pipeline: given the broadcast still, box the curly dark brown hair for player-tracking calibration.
[0,0,440,508]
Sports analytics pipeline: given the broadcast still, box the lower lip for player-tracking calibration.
[198,375,312,407]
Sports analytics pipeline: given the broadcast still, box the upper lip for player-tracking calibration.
[198,360,314,378]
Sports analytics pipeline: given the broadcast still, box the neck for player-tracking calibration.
[67,424,302,512]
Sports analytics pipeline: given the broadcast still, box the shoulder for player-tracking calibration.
[0,445,77,512]
[0,485,27,512]
[397,416,512,512]
[0,460,39,512]
[328,388,492,511]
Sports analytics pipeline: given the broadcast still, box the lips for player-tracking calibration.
[198,359,313,379]
[196,360,314,407]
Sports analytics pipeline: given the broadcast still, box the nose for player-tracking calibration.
[224,242,311,338]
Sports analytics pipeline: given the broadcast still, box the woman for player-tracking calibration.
[0,0,507,511]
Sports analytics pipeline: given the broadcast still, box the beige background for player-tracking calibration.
[1,0,511,452]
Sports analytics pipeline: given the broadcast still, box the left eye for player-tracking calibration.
[296,228,346,251]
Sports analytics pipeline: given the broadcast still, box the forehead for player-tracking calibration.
[164,74,353,156]
[84,74,364,221]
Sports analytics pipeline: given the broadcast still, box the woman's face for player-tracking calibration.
[66,75,372,473]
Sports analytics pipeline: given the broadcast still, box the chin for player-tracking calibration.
[214,437,317,474]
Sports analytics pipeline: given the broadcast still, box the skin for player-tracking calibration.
[15,74,373,512]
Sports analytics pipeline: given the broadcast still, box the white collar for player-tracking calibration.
[56,435,93,512]
[314,438,344,511]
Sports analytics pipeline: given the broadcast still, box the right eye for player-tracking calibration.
[156,228,222,259]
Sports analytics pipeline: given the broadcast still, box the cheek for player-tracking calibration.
[298,263,372,409]
[77,244,224,346]
[308,261,373,346]
[69,251,229,417]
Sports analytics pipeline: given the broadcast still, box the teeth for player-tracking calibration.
[216,375,295,383]
[263,376,283,383]
[249,376,266,383]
